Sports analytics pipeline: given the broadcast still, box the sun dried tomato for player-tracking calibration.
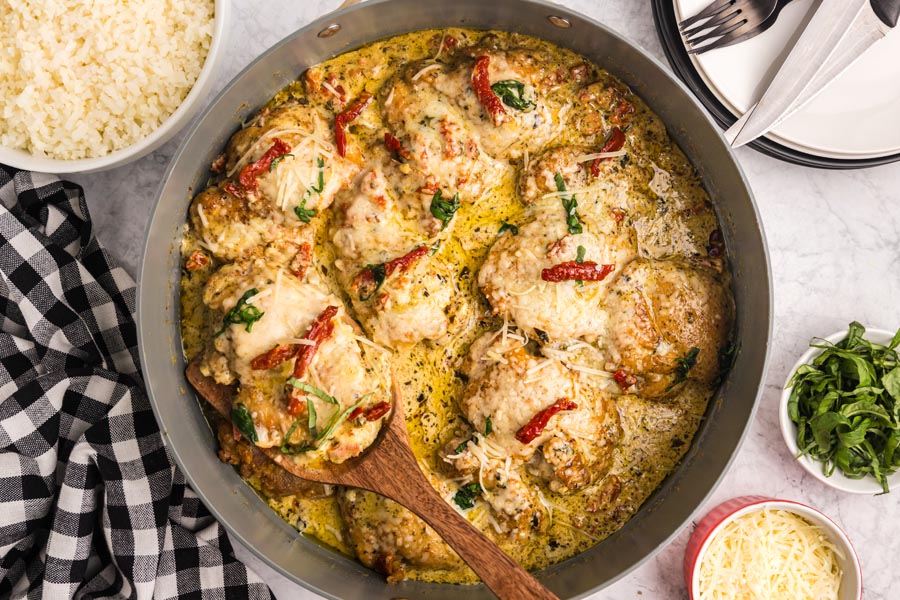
[350,401,392,422]
[238,138,292,192]
[292,305,339,380]
[472,55,507,126]
[590,127,626,178]
[335,92,373,157]
[541,261,615,283]
[613,369,637,391]
[354,246,429,301]
[224,181,244,199]
[251,343,300,370]
[610,208,627,226]
[185,249,210,272]
[515,399,578,444]
[384,132,411,160]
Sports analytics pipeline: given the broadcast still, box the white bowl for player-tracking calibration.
[685,496,862,600]
[780,327,900,494]
[0,0,229,174]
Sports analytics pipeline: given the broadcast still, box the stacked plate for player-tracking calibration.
[653,0,900,168]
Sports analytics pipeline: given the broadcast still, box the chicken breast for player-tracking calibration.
[331,161,455,348]
[604,258,734,398]
[337,483,465,583]
[448,332,620,496]
[200,258,390,464]
[224,101,360,219]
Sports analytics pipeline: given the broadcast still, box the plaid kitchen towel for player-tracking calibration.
[0,166,272,599]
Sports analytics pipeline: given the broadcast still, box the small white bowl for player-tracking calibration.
[780,327,900,494]
[0,0,229,174]
[685,496,862,600]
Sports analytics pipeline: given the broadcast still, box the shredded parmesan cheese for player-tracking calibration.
[575,149,627,162]
[195,203,209,228]
[698,508,844,600]
[321,80,342,99]
[412,63,442,81]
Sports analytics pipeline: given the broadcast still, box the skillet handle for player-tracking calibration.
[872,0,900,27]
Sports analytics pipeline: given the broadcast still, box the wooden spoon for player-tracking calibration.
[186,360,559,600]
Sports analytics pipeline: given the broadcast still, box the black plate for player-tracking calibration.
[652,0,900,169]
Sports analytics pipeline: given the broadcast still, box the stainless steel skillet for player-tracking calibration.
[137,1,772,598]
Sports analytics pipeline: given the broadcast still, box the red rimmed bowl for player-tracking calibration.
[684,496,862,600]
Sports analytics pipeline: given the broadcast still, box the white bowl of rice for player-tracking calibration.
[0,0,228,174]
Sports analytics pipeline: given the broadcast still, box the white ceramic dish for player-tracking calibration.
[780,327,900,495]
[684,496,863,600]
[674,0,900,160]
[0,0,229,174]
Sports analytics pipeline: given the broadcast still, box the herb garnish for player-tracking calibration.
[453,482,483,509]
[281,378,371,454]
[490,80,535,111]
[215,289,264,336]
[788,322,900,493]
[231,403,258,443]
[358,263,387,301]
[269,153,294,172]
[555,173,583,235]
[667,347,700,390]
[310,156,325,194]
[294,199,316,223]
[485,416,493,436]
[430,190,460,230]
[575,246,586,263]
[454,436,476,454]
[499,221,519,236]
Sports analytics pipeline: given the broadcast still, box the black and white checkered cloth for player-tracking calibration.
[0,167,272,599]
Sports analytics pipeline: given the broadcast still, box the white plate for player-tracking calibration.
[674,0,900,159]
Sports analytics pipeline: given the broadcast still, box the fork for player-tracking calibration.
[680,0,794,54]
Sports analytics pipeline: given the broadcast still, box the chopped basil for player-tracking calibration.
[287,379,340,405]
[430,189,460,230]
[490,80,535,111]
[269,153,294,172]
[485,416,493,436]
[555,173,582,235]
[215,289,264,336]
[576,245,586,263]
[430,240,441,256]
[358,263,387,301]
[667,347,700,390]
[498,221,519,236]
[307,398,318,439]
[281,420,306,455]
[454,436,476,454]
[788,322,900,493]
[294,199,316,223]
[453,482,483,510]
[231,403,258,443]
[311,156,325,194]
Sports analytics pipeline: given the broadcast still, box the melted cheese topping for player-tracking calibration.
[698,509,844,600]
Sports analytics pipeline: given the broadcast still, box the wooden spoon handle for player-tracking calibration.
[386,475,559,600]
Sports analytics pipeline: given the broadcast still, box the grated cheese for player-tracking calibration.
[574,149,627,162]
[196,203,209,228]
[321,80,342,99]
[697,508,843,600]
[412,63,442,81]
[227,127,335,178]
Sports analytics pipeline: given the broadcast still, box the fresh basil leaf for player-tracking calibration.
[286,379,340,405]
[498,221,519,236]
[231,403,258,443]
[882,365,900,401]
[311,156,325,194]
[490,80,535,111]
[485,416,493,437]
[430,190,460,230]
[555,173,582,235]
[269,153,294,172]
[453,482,482,510]
[358,263,387,301]
[215,289,264,336]
[307,398,318,439]
[575,245,586,263]
[294,199,316,223]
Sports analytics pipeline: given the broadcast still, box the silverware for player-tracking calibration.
[730,0,900,147]
[680,0,794,54]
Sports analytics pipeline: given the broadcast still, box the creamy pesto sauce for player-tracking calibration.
[180,28,724,584]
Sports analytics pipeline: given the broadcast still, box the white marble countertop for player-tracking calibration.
[70,1,900,598]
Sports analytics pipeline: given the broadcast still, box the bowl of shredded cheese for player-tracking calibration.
[684,496,862,600]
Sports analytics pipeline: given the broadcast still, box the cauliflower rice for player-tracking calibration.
[0,0,214,160]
